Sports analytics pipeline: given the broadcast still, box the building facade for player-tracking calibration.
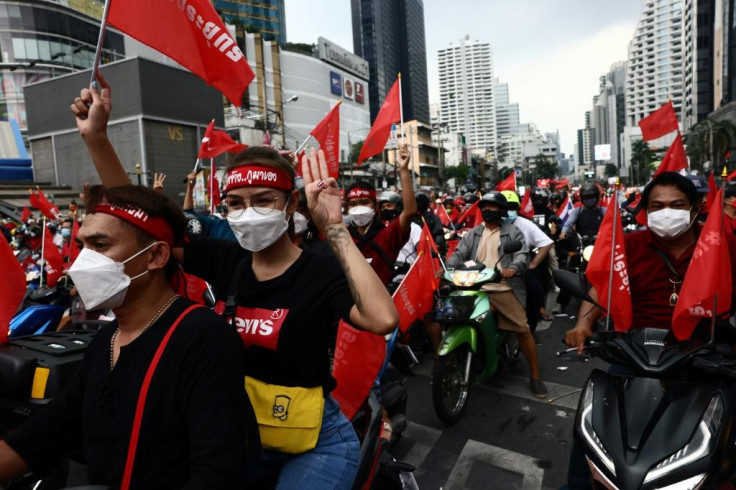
[494,78,520,139]
[591,62,627,167]
[437,36,496,156]
[214,0,286,46]
[351,0,430,123]
[0,0,125,130]
[682,0,716,132]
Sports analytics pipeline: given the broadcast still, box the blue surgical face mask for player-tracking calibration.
[503,210,518,223]
[61,228,71,238]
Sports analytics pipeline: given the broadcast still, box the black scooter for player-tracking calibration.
[556,270,736,489]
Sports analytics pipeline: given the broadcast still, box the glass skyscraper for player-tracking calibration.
[214,0,287,46]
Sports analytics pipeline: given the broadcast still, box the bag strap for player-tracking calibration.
[651,246,682,281]
[120,303,203,490]
[349,226,395,269]
[223,257,249,325]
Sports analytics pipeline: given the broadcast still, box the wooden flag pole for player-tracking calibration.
[90,0,113,85]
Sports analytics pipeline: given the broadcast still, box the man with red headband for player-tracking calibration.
[344,144,417,285]
[0,185,255,488]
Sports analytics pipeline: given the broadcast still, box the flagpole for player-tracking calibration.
[90,0,112,85]
[40,217,46,288]
[294,135,312,158]
[604,180,619,331]
[210,159,214,215]
[398,73,405,147]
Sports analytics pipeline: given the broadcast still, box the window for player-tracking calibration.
[11,38,25,60]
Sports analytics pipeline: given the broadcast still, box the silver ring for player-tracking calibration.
[317,180,327,189]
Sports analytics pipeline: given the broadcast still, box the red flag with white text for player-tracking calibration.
[585,195,633,331]
[672,189,732,340]
[331,321,386,419]
[310,102,341,179]
[358,79,401,165]
[42,226,64,287]
[0,234,26,344]
[198,121,248,158]
[638,101,679,141]
[108,0,255,106]
[29,188,60,221]
[654,133,688,176]
[520,191,534,218]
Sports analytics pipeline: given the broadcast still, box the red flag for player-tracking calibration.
[42,226,64,287]
[655,133,688,176]
[198,121,248,158]
[29,188,60,221]
[393,250,438,333]
[68,217,81,265]
[107,0,255,106]
[331,321,386,419]
[495,172,516,192]
[208,162,221,213]
[638,101,679,141]
[358,79,401,165]
[454,201,479,228]
[672,189,732,340]
[705,172,718,213]
[20,206,30,223]
[310,102,341,179]
[585,195,633,331]
[0,235,26,344]
[447,239,460,258]
[520,191,534,218]
[438,205,453,227]
[727,170,736,181]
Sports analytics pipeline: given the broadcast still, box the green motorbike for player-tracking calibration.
[432,241,522,425]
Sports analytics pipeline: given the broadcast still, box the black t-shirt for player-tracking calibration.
[3,297,253,489]
[183,236,354,393]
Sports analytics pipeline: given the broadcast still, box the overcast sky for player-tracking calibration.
[285,0,645,156]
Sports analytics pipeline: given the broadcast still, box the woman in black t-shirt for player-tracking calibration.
[183,147,398,488]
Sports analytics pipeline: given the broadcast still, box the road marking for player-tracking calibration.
[477,373,582,411]
[402,422,443,470]
[444,439,545,490]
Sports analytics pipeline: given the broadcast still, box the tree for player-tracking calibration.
[534,153,558,179]
[685,119,736,172]
[444,163,470,184]
[604,163,618,178]
[631,139,654,186]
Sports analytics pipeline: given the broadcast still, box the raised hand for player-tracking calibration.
[397,143,411,172]
[300,148,342,232]
[153,173,167,193]
[70,71,111,140]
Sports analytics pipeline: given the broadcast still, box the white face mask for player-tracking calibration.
[647,207,694,239]
[227,204,289,252]
[293,212,309,236]
[68,243,155,311]
[348,206,375,227]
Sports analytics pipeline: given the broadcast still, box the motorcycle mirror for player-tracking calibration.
[503,240,522,254]
[553,269,591,301]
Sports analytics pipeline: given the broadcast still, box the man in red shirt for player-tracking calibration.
[565,172,736,351]
[345,144,416,285]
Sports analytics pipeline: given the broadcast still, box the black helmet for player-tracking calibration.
[580,183,600,199]
[465,193,479,204]
[480,191,508,209]
[415,193,431,212]
[377,191,401,204]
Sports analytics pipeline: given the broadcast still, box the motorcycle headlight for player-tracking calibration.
[452,270,480,287]
[652,473,707,490]
[643,395,723,484]
[582,245,595,262]
[579,380,617,477]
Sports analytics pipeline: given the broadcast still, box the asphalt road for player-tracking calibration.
[391,312,608,490]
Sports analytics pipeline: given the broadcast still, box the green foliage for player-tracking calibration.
[631,139,654,185]
[605,163,618,177]
[534,153,558,179]
[685,119,736,172]
[444,163,470,183]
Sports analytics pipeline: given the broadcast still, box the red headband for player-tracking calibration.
[347,188,377,201]
[93,201,175,247]
[224,165,293,192]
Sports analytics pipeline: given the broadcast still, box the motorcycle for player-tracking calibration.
[555,269,736,489]
[431,241,523,425]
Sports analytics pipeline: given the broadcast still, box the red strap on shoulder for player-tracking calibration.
[120,304,202,490]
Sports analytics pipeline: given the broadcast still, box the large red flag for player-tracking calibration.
[393,250,438,333]
[585,195,633,331]
[68,216,81,266]
[107,0,255,106]
[358,79,401,165]
[310,102,341,179]
[42,226,64,287]
[331,321,386,420]
[0,234,26,344]
[208,163,221,214]
[638,101,679,141]
[672,189,732,340]
[454,200,482,228]
[198,121,248,158]
[654,133,688,176]
[519,191,534,218]
[29,188,60,221]
[495,172,516,192]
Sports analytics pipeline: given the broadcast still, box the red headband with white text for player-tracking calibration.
[347,187,377,201]
[93,201,175,247]
[224,165,293,192]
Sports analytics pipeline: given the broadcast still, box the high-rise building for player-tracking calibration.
[625,0,684,127]
[577,111,594,175]
[214,0,287,46]
[591,62,627,166]
[0,0,125,130]
[713,0,736,110]
[494,78,520,138]
[682,0,715,132]
[437,36,496,155]
[351,0,430,122]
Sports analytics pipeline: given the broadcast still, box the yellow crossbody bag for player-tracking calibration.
[245,376,325,454]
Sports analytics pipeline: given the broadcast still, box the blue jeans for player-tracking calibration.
[247,397,361,489]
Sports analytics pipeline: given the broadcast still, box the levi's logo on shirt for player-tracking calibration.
[215,302,287,350]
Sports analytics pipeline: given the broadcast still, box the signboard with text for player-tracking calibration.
[355,82,365,104]
[594,144,611,161]
[318,37,370,80]
[344,77,354,100]
[330,71,342,96]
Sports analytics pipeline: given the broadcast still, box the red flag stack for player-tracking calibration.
[0,234,26,344]
[585,194,633,331]
[358,78,401,165]
[310,101,341,179]
[672,189,732,340]
[108,0,255,106]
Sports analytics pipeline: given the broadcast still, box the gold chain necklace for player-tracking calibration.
[109,294,180,372]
